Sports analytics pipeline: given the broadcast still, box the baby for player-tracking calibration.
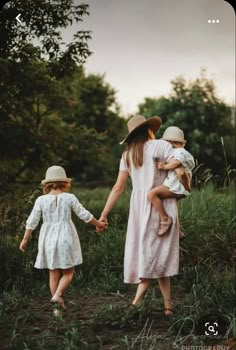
[148,126,195,236]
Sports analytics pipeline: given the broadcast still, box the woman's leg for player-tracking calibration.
[132,278,152,305]
[49,269,61,296]
[157,277,173,315]
[51,267,75,308]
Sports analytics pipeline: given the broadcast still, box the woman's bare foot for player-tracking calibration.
[164,299,173,316]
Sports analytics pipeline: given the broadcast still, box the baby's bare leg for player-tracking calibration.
[175,166,190,192]
[148,185,180,221]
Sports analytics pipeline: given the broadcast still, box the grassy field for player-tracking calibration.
[0,184,235,349]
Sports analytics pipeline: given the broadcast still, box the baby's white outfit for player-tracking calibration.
[163,148,195,196]
[26,192,93,270]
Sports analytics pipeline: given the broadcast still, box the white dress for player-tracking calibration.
[26,192,93,270]
[120,139,180,284]
[163,148,195,196]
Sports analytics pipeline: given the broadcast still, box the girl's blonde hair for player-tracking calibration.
[43,181,69,194]
[125,126,154,168]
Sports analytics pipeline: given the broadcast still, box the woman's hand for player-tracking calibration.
[96,216,108,233]
[19,239,28,253]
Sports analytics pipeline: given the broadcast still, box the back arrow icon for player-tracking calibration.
[16,14,23,25]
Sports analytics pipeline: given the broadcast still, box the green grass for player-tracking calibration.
[0,183,235,349]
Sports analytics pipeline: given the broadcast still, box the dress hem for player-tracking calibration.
[34,262,83,270]
[124,271,179,284]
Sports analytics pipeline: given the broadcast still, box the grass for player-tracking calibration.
[0,183,235,349]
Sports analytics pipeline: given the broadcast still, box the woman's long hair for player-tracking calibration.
[125,126,154,168]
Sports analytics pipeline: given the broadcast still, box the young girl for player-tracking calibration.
[19,165,107,309]
[148,126,195,236]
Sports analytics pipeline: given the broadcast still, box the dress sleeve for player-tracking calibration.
[153,140,173,163]
[119,152,129,172]
[26,197,42,230]
[71,194,94,223]
[173,149,195,171]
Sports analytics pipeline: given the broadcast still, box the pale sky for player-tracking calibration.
[62,0,235,116]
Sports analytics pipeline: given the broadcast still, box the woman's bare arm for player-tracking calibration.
[100,171,129,221]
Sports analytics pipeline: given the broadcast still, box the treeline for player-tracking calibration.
[0,1,234,191]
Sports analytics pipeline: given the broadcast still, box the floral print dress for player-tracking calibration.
[26,192,93,270]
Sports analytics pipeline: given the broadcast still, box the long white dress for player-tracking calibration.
[26,192,93,270]
[119,139,180,284]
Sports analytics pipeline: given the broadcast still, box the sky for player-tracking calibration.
[62,0,235,116]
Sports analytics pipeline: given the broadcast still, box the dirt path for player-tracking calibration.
[0,290,234,350]
[0,290,179,350]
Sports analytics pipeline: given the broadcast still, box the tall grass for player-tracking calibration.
[0,182,235,348]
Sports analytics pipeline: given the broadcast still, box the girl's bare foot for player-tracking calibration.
[51,293,66,309]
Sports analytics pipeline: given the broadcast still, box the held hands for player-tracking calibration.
[96,216,108,233]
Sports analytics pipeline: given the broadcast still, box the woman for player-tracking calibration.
[99,115,180,315]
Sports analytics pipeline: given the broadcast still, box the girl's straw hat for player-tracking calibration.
[120,115,162,144]
[41,166,71,185]
[162,126,186,143]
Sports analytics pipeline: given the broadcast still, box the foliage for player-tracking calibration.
[62,70,126,183]
[0,2,126,189]
[0,184,235,348]
[0,0,91,64]
[138,70,235,174]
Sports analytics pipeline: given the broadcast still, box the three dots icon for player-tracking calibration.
[208,19,220,23]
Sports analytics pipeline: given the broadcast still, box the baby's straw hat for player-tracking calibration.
[162,126,186,143]
[120,115,162,144]
[41,166,71,185]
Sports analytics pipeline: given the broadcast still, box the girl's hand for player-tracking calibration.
[19,239,28,253]
[96,218,108,233]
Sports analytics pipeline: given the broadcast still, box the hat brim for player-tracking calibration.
[41,177,72,185]
[161,137,186,143]
[120,116,162,144]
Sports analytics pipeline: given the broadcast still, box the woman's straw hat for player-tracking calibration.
[162,126,186,143]
[120,115,162,144]
[41,166,71,185]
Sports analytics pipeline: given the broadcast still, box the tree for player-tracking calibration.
[0,1,126,187]
[138,71,234,174]
[0,1,91,186]
[61,70,127,183]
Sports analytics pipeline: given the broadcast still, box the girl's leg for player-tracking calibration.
[157,277,173,315]
[54,267,74,297]
[49,269,61,296]
[132,278,152,305]
[52,267,75,309]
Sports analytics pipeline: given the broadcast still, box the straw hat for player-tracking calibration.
[162,126,186,143]
[120,115,162,144]
[41,166,71,185]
